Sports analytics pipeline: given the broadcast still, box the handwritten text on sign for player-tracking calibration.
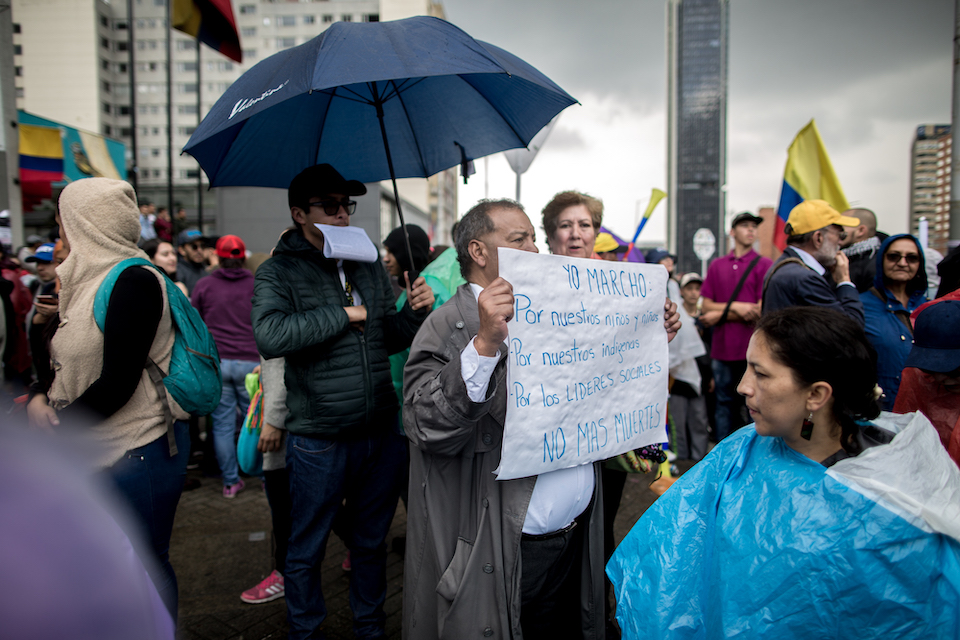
[495,248,669,480]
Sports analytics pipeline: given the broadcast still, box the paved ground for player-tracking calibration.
[172,460,689,640]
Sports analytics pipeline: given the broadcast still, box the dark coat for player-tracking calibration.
[251,230,426,437]
[762,247,865,326]
[402,285,605,640]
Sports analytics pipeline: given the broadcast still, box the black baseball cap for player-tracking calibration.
[288,164,367,209]
[731,212,763,228]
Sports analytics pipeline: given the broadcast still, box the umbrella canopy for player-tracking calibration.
[183,15,577,189]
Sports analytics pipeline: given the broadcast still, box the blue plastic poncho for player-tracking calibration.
[607,412,960,639]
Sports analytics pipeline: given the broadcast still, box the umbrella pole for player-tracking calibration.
[375,97,419,282]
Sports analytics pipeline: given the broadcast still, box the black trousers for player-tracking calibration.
[519,518,584,640]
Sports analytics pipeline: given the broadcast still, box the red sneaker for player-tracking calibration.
[240,570,284,604]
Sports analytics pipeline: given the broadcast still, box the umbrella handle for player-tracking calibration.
[374,85,419,282]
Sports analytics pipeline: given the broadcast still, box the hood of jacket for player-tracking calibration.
[212,267,253,282]
[873,234,928,299]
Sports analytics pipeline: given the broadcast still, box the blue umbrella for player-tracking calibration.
[185,15,574,187]
[184,15,576,270]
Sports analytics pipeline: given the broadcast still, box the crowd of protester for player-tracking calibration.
[1,169,959,639]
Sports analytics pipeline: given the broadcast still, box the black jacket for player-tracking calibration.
[251,230,427,438]
[762,247,864,326]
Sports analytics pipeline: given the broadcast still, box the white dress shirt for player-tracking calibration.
[460,283,594,535]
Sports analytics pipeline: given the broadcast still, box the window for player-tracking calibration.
[154,0,163,6]
[118,106,131,116]
[140,148,150,157]
[278,15,296,26]
[118,63,127,73]
[103,125,112,136]
[136,19,146,29]
[116,41,128,52]
[276,37,295,48]
[13,23,20,34]
[303,15,315,24]
[15,87,23,98]
[120,127,132,137]
[263,17,271,26]
[178,104,198,115]
[184,169,200,179]
[100,37,109,49]
[137,83,150,93]
[151,127,160,135]
[100,15,108,27]
[364,14,379,22]
[151,148,161,157]
[243,48,256,59]
[220,61,233,71]
[138,105,148,114]
[178,61,198,72]
[177,39,196,51]
[241,26,256,37]
[178,126,196,136]
[341,14,352,22]
[102,80,111,92]
[14,66,22,77]
[179,83,198,93]
[140,126,149,136]
[115,21,128,30]
[239,4,256,14]
[322,14,333,23]
[103,102,111,114]
[153,169,161,177]
[150,105,160,114]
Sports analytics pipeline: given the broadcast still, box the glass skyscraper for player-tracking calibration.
[667,0,728,274]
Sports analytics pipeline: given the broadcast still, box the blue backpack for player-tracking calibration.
[94,258,222,455]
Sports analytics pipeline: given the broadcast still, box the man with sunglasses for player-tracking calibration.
[175,228,209,294]
[762,200,865,326]
[251,164,434,640]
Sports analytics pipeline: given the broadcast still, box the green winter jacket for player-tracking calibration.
[251,230,428,438]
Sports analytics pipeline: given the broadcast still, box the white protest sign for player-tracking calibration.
[495,248,669,480]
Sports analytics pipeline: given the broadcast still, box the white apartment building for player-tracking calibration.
[12,0,457,247]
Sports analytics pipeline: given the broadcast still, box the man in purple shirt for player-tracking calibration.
[700,212,773,441]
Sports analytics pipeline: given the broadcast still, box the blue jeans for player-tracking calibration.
[712,359,748,441]
[211,358,258,486]
[285,430,406,640]
[104,421,189,621]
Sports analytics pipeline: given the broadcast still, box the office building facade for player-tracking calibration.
[909,124,952,255]
[666,0,729,273]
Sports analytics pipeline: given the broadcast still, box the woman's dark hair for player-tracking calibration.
[755,307,881,453]
[141,238,163,259]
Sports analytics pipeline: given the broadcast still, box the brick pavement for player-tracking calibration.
[172,464,682,640]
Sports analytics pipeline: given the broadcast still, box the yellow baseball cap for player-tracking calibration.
[594,232,619,254]
[786,200,861,235]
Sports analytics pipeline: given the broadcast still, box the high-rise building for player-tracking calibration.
[909,124,952,255]
[12,0,458,246]
[666,0,729,274]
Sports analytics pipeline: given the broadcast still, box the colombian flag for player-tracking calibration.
[173,0,242,63]
[774,119,850,250]
[19,123,63,209]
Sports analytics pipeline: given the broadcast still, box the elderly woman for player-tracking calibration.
[26,178,190,621]
[608,307,960,639]
[861,234,927,410]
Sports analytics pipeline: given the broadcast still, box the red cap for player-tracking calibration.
[216,235,246,259]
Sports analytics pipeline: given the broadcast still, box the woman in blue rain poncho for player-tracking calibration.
[607,306,960,640]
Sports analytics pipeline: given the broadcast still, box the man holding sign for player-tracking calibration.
[402,199,679,640]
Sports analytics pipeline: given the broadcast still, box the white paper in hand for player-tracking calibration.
[316,224,379,263]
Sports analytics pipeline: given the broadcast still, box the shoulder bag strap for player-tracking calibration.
[761,257,810,310]
[717,255,763,326]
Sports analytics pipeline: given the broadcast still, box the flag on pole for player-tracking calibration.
[774,119,850,250]
[172,0,242,63]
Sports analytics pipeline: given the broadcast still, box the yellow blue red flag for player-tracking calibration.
[775,119,850,250]
[173,0,242,63]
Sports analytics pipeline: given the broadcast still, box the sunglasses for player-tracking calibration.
[185,242,203,251]
[884,251,920,265]
[308,199,357,216]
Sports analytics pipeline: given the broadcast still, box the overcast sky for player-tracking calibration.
[438,0,954,249]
